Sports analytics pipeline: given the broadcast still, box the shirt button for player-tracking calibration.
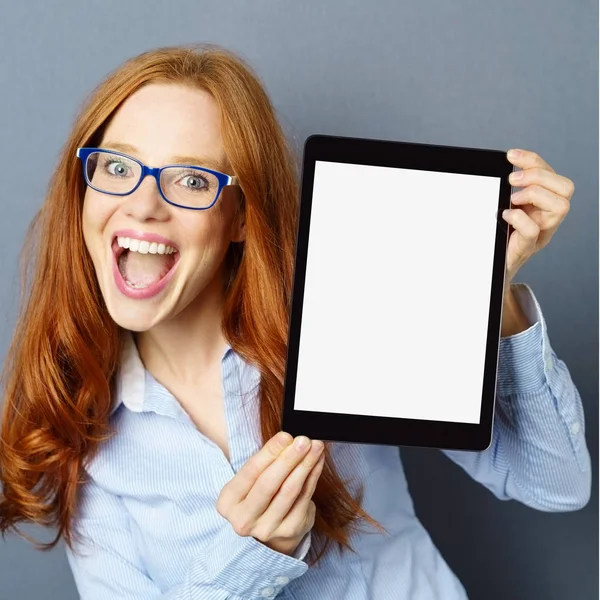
[275,576,290,585]
[571,422,580,435]
[260,587,275,597]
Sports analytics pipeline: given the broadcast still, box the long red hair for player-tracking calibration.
[0,45,385,564]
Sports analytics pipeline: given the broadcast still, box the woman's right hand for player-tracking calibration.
[216,431,326,556]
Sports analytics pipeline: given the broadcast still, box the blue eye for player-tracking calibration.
[107,161,129,177]
[179,173,209,191]
[101,155,135,178]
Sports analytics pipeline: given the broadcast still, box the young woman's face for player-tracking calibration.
[82,83,244,332]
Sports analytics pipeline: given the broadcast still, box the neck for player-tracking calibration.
[134,272,229,386]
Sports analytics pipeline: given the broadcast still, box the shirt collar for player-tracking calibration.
[110,332,144,415]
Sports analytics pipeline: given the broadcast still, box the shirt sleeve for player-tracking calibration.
[66,476,310,600]
[291,531,312,561]
[442,283,592,512]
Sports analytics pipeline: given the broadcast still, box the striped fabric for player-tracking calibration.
[65,284,591,599]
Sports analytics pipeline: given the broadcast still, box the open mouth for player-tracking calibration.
[111,235,180,298]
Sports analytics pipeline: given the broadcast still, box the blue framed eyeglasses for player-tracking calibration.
[76,147,238,210]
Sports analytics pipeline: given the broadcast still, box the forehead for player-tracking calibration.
[100,83,226,167]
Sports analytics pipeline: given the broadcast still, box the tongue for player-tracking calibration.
[119,251,175,288]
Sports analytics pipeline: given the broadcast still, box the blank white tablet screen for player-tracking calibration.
[293,160,501,424]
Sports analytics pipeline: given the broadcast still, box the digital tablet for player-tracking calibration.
[281,134,513,451]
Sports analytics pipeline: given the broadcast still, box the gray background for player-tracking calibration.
[0,1,597,599]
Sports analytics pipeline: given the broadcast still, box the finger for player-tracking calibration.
[285,449,325,517]
[241,436,314,518]
[257,441,325,529]
[503,209,540,262]
[218,431,294,510]
[510,184,570,221]
[506,149,555,173]
[503,208,540,240]
[509,167,575,199]
[268,453,325,541]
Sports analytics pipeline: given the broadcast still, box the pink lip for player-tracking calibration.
[111,231,180,300]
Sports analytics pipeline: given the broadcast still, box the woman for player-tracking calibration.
[0,46,591,600]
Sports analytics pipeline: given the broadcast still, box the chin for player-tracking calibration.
[106,305,160,332]
[101,285,173,332]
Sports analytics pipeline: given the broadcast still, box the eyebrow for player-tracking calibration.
[100,141,226,171]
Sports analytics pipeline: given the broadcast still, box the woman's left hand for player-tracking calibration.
[503,148,574,286]
[499,149,574,337]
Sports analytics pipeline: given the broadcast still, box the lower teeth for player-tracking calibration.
[126,280,150,290]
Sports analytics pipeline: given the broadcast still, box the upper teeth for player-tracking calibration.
[117,236,177,255]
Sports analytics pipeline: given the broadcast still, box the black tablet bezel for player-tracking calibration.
[282,134,512,451]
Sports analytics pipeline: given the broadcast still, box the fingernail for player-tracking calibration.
[508,149,522,159]
[511,191,522,203]
[312,440,324,454]
[503,209,511,217]
[277,432,293,447]
[294,436,310,450]
[510,170,523,181]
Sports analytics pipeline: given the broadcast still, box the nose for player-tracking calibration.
[121,174,170,222]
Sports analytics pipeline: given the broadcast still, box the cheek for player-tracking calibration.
[81,192,113,257]
[184,210,234,252]
[81,197,95,253]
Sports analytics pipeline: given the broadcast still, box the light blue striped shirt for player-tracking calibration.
[66,284,591,599]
